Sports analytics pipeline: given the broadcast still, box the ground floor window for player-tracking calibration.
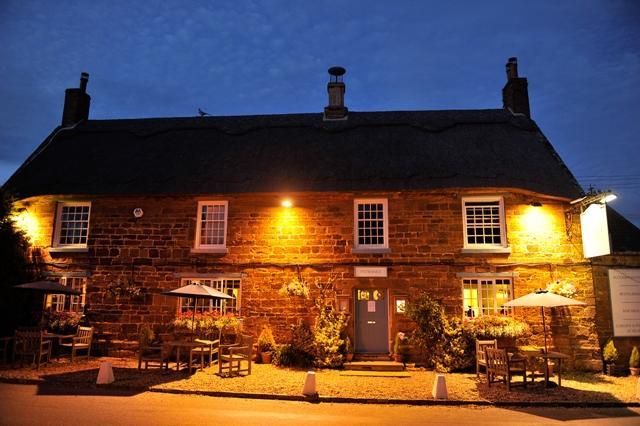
[180,278,241,314]
[462,277,512,317]
[46,277,87,312]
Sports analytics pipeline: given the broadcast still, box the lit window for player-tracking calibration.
[462,277,512,317]
[180,278,240,314]
[462,197,506,248]
[195,201,228,249]
[54,202,91,247]
[46,277,87,312]
[354,199,388,249]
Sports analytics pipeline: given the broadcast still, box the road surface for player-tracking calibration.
[0,383,638,425]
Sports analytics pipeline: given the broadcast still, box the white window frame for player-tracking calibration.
[461,276,513,317]
[462,196,508,250]
[46,276,87,313]
[194,201,228,250]
[353,198,389,251]
[53,202,91,248]
[179,277,241,315]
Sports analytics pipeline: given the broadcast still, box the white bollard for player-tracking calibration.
[96,361,115,385]
[302,371,317,396]
[432,374,448,400]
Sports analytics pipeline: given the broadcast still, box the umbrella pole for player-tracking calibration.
[192,298,196,334]
[541,306,548,354]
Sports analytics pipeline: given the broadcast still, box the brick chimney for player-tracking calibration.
[324,66,348,120]
[502,57,530,117]
[61,72,91,126]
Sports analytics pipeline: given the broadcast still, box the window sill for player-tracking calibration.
[460,247,512,254]
[190,248,229,255]
[48,247,89,253]
[352,248,391,254]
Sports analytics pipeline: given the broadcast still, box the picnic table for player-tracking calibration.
[519,349,569,387]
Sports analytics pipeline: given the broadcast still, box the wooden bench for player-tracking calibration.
[475,339,497,379]
[485,347,527,391]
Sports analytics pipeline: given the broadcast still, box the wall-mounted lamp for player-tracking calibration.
[570,190,617,208]
[281,199,293,208]
[530,201,543,207]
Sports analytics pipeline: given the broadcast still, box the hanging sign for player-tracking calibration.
[580,203,611,258]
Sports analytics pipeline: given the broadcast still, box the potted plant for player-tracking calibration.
[344,336,354,362]
[257,324,276,364]
[629,346,640,376]
[392,332,410,366]
[603,339,619,376]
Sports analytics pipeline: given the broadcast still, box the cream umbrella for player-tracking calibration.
[503,289,586,353]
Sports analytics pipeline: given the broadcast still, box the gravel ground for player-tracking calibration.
[0,357,638,403]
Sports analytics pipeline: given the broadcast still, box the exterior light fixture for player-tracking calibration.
[530,201,543,207]
[570,190,617,208]
[281,199,293,208]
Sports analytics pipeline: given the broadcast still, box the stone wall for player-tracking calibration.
[16,189,601,369]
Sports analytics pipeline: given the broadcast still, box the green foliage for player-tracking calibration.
[0,188,33,335]
[313,299,347,368]
[139,324,155,346]
[278,278,310,298]
[629,346,639,368]
[47,311,81,333]
[172,310,239,338]
[603,339,619,363]
[462,314,530,339]
[272,343,314,368]
[257,324,277,353]
[405,292,449,371]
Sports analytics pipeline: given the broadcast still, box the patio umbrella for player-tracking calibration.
[14,280,81,295]
[503,290,585,353]
[13,280,82,324]
[162,284,234,332]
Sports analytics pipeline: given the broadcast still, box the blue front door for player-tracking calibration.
[354,288,389,353]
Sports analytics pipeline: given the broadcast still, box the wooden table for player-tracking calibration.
[519,349,569,387]
[164,340,210,373]
[43,333,76,359]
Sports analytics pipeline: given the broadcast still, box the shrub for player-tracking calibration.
[603,339,619,363]
[272,344,314,368]
[462,315,529,339]
[313,303,346,368]
[139,324,155,346]
[257,324,276,353]
[629,346,639,368]
[405,292,450,371]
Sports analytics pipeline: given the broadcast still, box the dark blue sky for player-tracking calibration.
[1,1,638,225]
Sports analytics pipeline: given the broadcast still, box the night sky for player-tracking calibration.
[1,1,638,226]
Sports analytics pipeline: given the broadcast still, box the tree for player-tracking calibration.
[0,187,33,334]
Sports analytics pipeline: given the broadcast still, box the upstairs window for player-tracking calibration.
[195,201,228,249]
[54,202,91,247]
[462,277,513,317]
[354,199,388,250]
[462,197,507,248]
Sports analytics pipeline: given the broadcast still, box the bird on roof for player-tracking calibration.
[198,108,210,117]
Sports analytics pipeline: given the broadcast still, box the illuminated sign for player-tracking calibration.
[580,203,611,258]
[609,269,640,337]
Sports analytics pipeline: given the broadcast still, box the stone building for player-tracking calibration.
[5,58,633,370]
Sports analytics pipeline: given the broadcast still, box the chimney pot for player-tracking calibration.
[324,66,348,120]
[80,72,89,93]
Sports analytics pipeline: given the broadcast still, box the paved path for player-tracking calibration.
[0,383,638,425]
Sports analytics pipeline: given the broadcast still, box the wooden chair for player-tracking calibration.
[218,334,253,377]
[189,338,219,371]
[138,343,171,371]
[60,326,93,362]
[485,347,527,391]
[13,330,51,369]
[475,339,497,379]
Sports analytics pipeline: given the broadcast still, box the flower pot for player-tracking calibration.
[630,367,640,376]
[393,354,402,363]
[260,351,272,364]
[345,353,354,362]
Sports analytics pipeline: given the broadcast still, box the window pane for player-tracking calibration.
[356,200,386,247]
[58,204,90,245]
[464,199,503,246]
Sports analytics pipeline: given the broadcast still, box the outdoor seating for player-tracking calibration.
[189,338,219,371]
[475,339,497,379]
[485,347,527,391]
[60,326,93,362]
[218,334,253,377]
[13,330,51,369]
[0,336,13,364]
[138,341,171,371]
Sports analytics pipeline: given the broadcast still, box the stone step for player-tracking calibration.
[354,353,392,362]
[344,361,404,371]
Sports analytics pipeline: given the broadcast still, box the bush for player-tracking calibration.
[629,346,639,368]
[47,311,81,334]
[603,339,619,363]
[272,344,314,368]
[257,324,276,353]
[405,292,451,371]
[313,303,346,368]
[462,315,530,339]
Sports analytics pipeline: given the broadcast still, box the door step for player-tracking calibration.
[354,353,392,362]
[344,361,404,372]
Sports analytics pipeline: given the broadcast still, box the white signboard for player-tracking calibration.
[580,203,611,258]
[354,266,387,278]
[609,269,640,337]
